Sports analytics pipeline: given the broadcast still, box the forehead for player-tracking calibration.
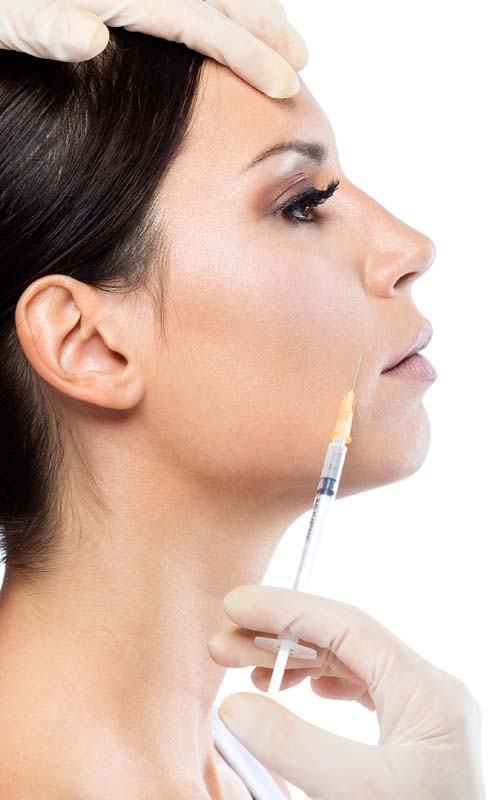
[179,59,339,176]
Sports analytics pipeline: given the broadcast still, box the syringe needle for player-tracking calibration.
[349,353,363,392]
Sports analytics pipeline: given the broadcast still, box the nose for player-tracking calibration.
[363,198,437,298]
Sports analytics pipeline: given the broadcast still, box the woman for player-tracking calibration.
[0,16,485,800]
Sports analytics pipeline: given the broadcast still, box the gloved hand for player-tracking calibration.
[0,0,307,98]
[208,585,487,800]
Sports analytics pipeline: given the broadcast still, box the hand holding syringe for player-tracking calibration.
[211,354,485,798]
[253,354,363,699]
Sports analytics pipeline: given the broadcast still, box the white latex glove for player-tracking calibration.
[0,0,308,98]
[208,585,487,800]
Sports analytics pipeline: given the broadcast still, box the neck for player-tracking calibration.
[0,451,304,797]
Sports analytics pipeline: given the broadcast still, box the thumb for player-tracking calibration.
[218,691,377,799]
[44,6,110,62]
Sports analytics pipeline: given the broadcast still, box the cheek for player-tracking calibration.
[150,229,369,491]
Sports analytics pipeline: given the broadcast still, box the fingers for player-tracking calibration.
[113,0,303,98]
[0,0,307,99]
[205,0,309,71]
[208,624,318,669]
[209,625,374,707]
[251,665,309,692]
[56,7,110,61]
[310,675,376,710]
[0,4,110,61]
[251,665,375,711]
[222,585,441,708]
[218,690,380,798]
[208,622,364,684]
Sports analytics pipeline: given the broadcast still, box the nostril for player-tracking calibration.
[394,271,420,290]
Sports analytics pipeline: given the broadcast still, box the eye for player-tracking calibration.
[276,176,340,227]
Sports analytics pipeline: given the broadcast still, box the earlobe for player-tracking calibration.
[15,275,146,411]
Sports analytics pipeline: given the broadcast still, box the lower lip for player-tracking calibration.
[382,352,437,381]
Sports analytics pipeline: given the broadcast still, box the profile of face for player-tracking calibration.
[142,61,436,503]
[19,59,437,517]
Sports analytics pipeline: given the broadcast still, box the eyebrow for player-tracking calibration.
[241,139,329,173]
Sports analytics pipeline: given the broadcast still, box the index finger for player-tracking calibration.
[206,0,309,72]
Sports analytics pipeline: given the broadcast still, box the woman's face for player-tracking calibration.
[143,60,437,505]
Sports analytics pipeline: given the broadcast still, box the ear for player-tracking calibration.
[15,274,146,410]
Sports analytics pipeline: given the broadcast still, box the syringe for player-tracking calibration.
[254,354,363,700]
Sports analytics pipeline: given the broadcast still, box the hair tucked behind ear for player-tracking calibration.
[0,29,207,581]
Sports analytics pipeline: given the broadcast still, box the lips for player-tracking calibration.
[382,323,433,372]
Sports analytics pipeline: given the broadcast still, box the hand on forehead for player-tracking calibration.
[0,0,308,98]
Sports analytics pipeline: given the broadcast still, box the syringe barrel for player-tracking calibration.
[292,439,347,593]
[318,438,348,492]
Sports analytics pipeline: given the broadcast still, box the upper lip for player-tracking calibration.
[382,322,433,372]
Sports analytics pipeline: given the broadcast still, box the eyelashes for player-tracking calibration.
[275,176,340,227]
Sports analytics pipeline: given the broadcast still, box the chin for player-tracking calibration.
[338,408,432,498]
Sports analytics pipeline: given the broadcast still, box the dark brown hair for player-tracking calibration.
[0,29,207,580]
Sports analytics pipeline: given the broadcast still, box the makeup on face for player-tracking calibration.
[382,352,437,381]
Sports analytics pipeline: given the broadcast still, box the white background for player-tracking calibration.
[0,1,498,798]
[215,1,499,798]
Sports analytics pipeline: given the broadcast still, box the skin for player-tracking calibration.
[0,59,436,799]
